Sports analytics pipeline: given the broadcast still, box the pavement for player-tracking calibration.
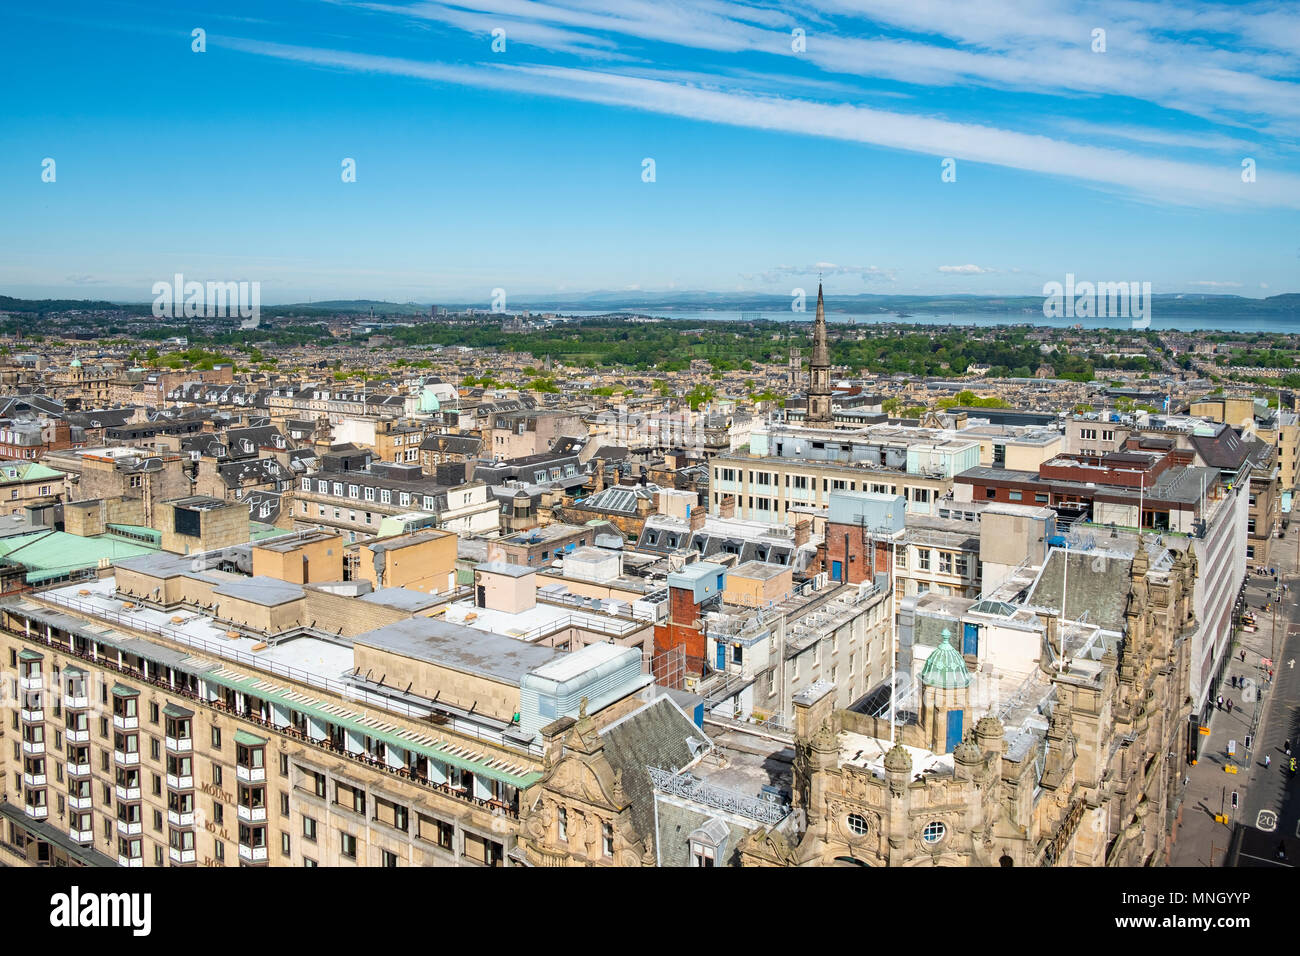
[1168,524,1300,866]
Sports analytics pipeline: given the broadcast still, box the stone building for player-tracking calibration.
[738,542,1199,867]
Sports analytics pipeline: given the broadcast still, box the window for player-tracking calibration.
[1008,491,1023,502]
[895,547,907,569]
[847,813,868,835]
[939,552,953,574]
[985,487,997,499]
[419,815,455,851]
[211,727,221,749]
[917,549,931,571]
[558,806,568,842]
[602,822,614,857]
[341,832,357,860]
[213,803,223,826]
[279,753,288,776]
[922,821,946,844]
[336,782,365,815]
[280,792,290,815]
[302,816,317,842]
[281,832,291,856]
[212,763,222,787]
[149,702,159,724]
[691,842,716,867]
[381,849,398,867]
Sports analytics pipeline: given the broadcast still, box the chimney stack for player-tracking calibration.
[689,505,706,533]
[719,495,736,519]
[794,519,810,548]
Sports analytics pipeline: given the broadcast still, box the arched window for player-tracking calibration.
[847,813,868,836]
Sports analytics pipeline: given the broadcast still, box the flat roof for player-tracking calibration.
[726,560,792,581]
[475,560,536,578]
[359,587,444,612]
[353,616,561,685]
[253,530,338,553]
[211,576,305,607]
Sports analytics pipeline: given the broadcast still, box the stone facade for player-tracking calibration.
[739,546,1198,867]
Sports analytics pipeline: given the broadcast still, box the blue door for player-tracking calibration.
[945,709,964,754]
[716,641,726,670]
[962,622,979,656]
[832,560,843,582]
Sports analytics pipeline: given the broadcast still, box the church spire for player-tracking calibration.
[812,282,829,367]
[805,280,833,427]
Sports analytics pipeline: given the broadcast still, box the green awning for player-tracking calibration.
[18,649,43,661]
[162,702,194,718]
[111,682,139,698]
[234,730,268,747]
[198,667,539,788]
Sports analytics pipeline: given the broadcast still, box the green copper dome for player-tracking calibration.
[920,629,972,689]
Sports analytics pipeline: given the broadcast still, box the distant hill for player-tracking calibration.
[2,291,1296,317]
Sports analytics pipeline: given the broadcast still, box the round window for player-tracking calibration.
[847,813,868,835]
[921,821,946,844]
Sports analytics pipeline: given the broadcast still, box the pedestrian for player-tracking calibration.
[1265,754,1271,769]
[1217,695,1224,710]
[1226,699,1233,714]
[1240,649,1247,663]
[1286,738,1292,756]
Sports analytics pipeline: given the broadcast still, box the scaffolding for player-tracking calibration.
[651,644,687,691]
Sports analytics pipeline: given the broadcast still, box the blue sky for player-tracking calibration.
[2,0,1298,304]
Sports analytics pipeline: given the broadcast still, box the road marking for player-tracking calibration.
[1258,809,1277,832]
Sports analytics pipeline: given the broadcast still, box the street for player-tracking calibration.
[1169,524,1300,866]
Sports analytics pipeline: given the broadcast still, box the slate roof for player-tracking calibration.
[64,408,136,430]
[420,434,482,457]
[1187,423,1250,471]
[217,457,289,489]
[654,801,752,867]
[599,695,709,843]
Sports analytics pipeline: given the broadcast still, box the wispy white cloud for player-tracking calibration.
[1188,279,1244,287]
[219,35,1300,209]
[346,0,1300,136]
[938,264,994,274]
[741,262,897,283]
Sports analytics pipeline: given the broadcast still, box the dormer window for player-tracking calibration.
[688,818,729,867]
